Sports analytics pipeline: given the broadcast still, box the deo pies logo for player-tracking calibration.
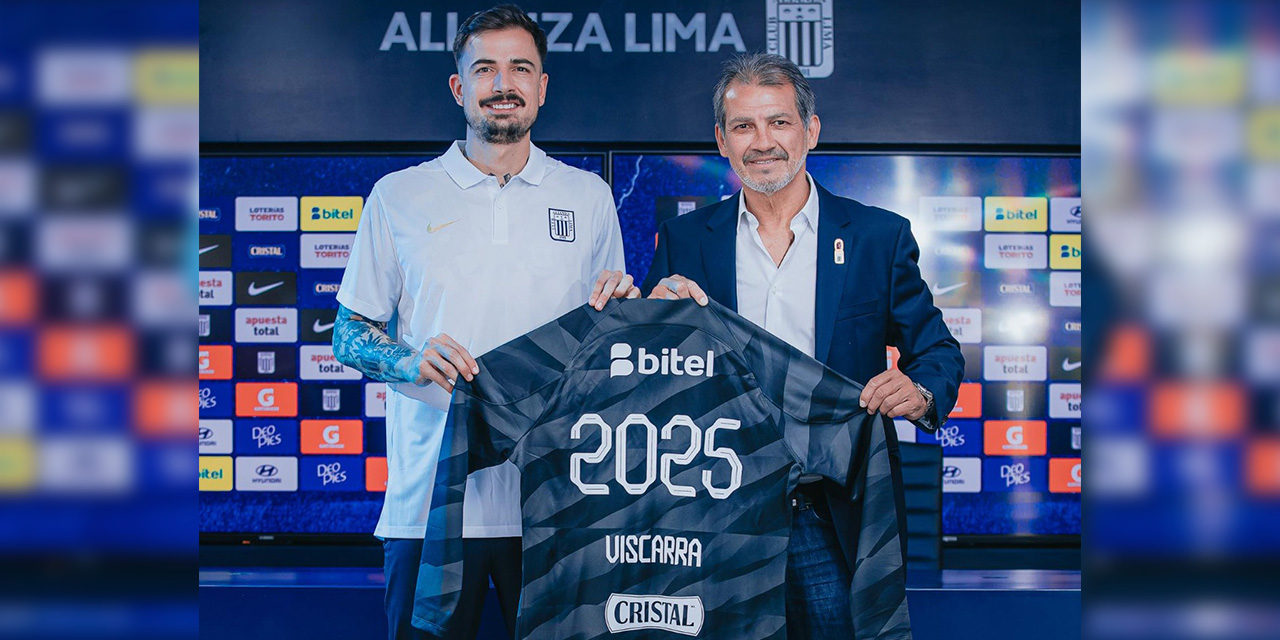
[605,594,704,636]
[609,344,715,378]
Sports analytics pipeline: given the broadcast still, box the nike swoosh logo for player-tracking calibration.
[932,282,966,296]
[1062,358,1082,371]
[199,244,219,255]
[247,281,285,296]
[313,320,335,333]
[427,220,458,234]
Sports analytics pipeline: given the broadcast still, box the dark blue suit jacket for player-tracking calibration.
[641,182,962,419]
[641,182,963,585]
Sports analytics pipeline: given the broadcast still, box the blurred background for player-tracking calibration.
[0,1,197,638]
[2,0,1279,638]
[1084,1,1280,638]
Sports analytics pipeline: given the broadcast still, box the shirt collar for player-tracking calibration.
[737,172,819,232]
[440,141,548,189]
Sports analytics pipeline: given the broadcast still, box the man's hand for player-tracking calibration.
[414,333,479,393]
[647,274,709,306]
[860,369,928,420]
[589,269,641,310]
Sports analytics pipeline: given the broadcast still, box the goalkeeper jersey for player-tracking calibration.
[413,298,911,640]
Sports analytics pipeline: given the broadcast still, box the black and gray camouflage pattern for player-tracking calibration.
[413,298,911,640]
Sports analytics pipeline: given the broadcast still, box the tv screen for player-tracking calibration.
[613,152,1081,537]
[198,152,604,535]
[199,150,1079,539]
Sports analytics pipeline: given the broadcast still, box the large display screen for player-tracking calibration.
[614,153,1081,536]
[198,153,604,534]
[199,151,1079,538]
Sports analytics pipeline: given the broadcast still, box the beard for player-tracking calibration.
[465,92,537,144]
[735,147,806,196]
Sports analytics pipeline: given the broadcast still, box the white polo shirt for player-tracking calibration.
[337,142,624,539]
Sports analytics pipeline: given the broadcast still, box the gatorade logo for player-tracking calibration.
[984,420,1046,456]
[301,420,363,454]
[236,383,297,417]
[198,346,232,380]
[1049,458,1082,493]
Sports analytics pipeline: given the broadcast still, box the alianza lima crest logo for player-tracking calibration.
[766,0,834,78]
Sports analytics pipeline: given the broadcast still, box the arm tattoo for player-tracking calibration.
[332,304,427,385]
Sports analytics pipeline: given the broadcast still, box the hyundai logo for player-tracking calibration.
[256,465,279,477]
[1070,205,1081,218]
[941,466,961,478]
[198,428,212,440]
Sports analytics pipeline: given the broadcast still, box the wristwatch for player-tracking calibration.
[913,382,937,430]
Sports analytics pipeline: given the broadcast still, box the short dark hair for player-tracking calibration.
[453,4,548,70]
[713,53,816,131]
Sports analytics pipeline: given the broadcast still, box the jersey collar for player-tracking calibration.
[441,141,548,189]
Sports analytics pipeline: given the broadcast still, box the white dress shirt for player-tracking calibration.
[735,173,819,358]
[338,142,625,539]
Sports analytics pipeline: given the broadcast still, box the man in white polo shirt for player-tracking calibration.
[333,6,638,639]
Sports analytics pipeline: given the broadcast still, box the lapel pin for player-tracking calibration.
[834,238,845,265]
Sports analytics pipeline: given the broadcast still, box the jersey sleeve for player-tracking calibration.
[591,181,626,275]
[336,184,402,322]
[729,305,913,639]
[411,305,604,636]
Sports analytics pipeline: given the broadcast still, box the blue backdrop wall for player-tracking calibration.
[199,0,1079,146]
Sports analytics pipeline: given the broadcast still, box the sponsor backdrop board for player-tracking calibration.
[200,152,1079,538]
[615,153,1081,536]
[199,154,604,533]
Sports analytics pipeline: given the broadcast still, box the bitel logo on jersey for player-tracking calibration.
[609,344,715,378]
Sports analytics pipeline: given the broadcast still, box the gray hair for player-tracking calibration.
[712,53,816,131]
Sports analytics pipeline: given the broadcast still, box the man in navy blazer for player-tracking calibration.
[641,54,962,640]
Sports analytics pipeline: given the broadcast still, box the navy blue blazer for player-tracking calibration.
[641,183,964,605]
[641,182,963,423]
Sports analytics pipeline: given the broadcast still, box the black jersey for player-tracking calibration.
[413,298,911,640]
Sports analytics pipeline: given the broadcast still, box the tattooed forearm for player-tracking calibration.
[332,304,426,385]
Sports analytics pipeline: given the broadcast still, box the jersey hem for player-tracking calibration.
[374,524,426,539]
[461,525,522,538]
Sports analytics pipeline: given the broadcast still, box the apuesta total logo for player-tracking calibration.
[609,344,716,378]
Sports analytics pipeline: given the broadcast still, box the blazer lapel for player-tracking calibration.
[701,193,740,311]
[814,184,853,364]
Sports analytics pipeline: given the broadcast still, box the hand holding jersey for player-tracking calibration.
[859,368,928,421]
[589,269,641,310]
[648,273,709,306]
[415,333,479,393]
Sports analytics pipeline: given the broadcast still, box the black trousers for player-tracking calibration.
[382,537,522,640]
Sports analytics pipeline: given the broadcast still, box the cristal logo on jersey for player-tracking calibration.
[605,594,704,636]
[609,344,715,378]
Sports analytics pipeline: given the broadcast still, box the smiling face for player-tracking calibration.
[450,27,548,145]
[714,81,820,196]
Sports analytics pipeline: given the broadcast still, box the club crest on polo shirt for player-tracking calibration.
[549,208,575,242]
